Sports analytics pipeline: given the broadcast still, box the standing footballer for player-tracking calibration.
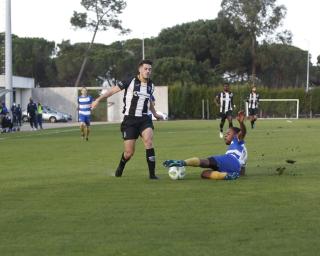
[215,83,236,138]
[92,59,163,179]
[246,86,260,129]
[78,87,93,141]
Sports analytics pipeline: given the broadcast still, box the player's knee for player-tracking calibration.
[201,170,212,179]
[144,139,153,149]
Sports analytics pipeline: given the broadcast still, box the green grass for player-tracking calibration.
[1,119,320,256]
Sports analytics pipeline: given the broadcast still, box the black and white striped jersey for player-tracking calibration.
[217,91,234,113]
[247,93,260,109]
[118,77,154,117]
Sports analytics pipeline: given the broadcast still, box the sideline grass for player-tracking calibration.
[0,119,320,256]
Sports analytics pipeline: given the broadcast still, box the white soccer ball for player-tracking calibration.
[168,166,186,180]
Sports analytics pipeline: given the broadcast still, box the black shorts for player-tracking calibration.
[220,110,233,120]
[249,108,258,116]
[121,115,154,140]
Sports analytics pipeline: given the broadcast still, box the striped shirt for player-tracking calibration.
[118,77,154,117]
[226,136,248,167]
[247,93,260,109]
[217,91,234,113]
[78,95,93,116]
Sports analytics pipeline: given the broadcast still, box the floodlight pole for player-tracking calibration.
[306,49,310,93]
[5,0,13,109]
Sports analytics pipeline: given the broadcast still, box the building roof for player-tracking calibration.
[0,75,35,89]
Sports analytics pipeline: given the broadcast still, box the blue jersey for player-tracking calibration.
[225,136,248,167]
[78,95,93,117]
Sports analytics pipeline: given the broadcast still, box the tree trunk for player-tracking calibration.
[251,35,256,86]
[74,24,99,87]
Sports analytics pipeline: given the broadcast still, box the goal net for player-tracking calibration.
[245,99,299,119]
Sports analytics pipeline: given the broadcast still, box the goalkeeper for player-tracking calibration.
[163,111,248,180]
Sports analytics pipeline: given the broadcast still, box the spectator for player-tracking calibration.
[1,112,13,133]
[15,104,22,127]
[0,102,8,128]
[11,103,17,126]
[37,102,43,129]
[27,98,38,130]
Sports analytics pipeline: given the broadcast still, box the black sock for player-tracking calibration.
[115,153,128,177]
[220,120,225,132]
[146,148,156,177]
[251,120,254,128]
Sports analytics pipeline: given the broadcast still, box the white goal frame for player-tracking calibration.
[245,99,299,119]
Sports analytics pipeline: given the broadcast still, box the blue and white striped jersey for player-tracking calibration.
[78,95,93,116]
[225,136,248,167]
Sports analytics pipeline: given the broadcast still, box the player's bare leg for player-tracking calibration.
[201,170,227,180]
[141,128,158,179]
[85,126,90,141]
[115,140,136,177]
[80,123,85,139]
[251,115,257,128]
[219,118,225,138]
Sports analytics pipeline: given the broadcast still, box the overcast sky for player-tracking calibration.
[1,0,319,64]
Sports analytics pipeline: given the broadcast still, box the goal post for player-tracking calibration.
[245,99,299,119]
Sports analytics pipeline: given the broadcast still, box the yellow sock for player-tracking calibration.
[184,157,200,167]
[209,171,227,180]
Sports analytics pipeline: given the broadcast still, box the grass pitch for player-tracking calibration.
[1,119,320,256]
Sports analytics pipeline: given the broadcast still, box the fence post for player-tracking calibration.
[206,99,210,120]
[202,99,205,119]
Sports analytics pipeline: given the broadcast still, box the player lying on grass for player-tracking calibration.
[163,111,248,180]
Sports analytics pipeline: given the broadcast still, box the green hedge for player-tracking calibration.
[168,84,320,119]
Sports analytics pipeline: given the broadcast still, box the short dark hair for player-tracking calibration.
[231,127,241,134]
[138,59,153,67]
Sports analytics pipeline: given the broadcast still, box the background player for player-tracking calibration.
[92,59,163,179]
[78,87,93,141]
[215,83,235,139]
[163,111,247,180]
[246,86,260,129]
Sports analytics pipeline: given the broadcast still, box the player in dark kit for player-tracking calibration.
[246,86,260,129]
[215,83,235,139]
[92,60,163,179]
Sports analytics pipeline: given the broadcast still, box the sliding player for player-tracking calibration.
[163,111,247,180]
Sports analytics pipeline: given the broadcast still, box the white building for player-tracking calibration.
[0,75,34,109]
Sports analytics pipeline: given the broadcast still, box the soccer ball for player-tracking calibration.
[168,166,186,180]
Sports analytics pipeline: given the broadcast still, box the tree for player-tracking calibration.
[257,44,307,87]
[71,0,130,87]
[1,34,56,86]
[220,0,287,85]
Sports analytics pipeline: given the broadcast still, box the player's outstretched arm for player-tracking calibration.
[91,85,121,109]
[149,100,163,120]
[237,111,246,140]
